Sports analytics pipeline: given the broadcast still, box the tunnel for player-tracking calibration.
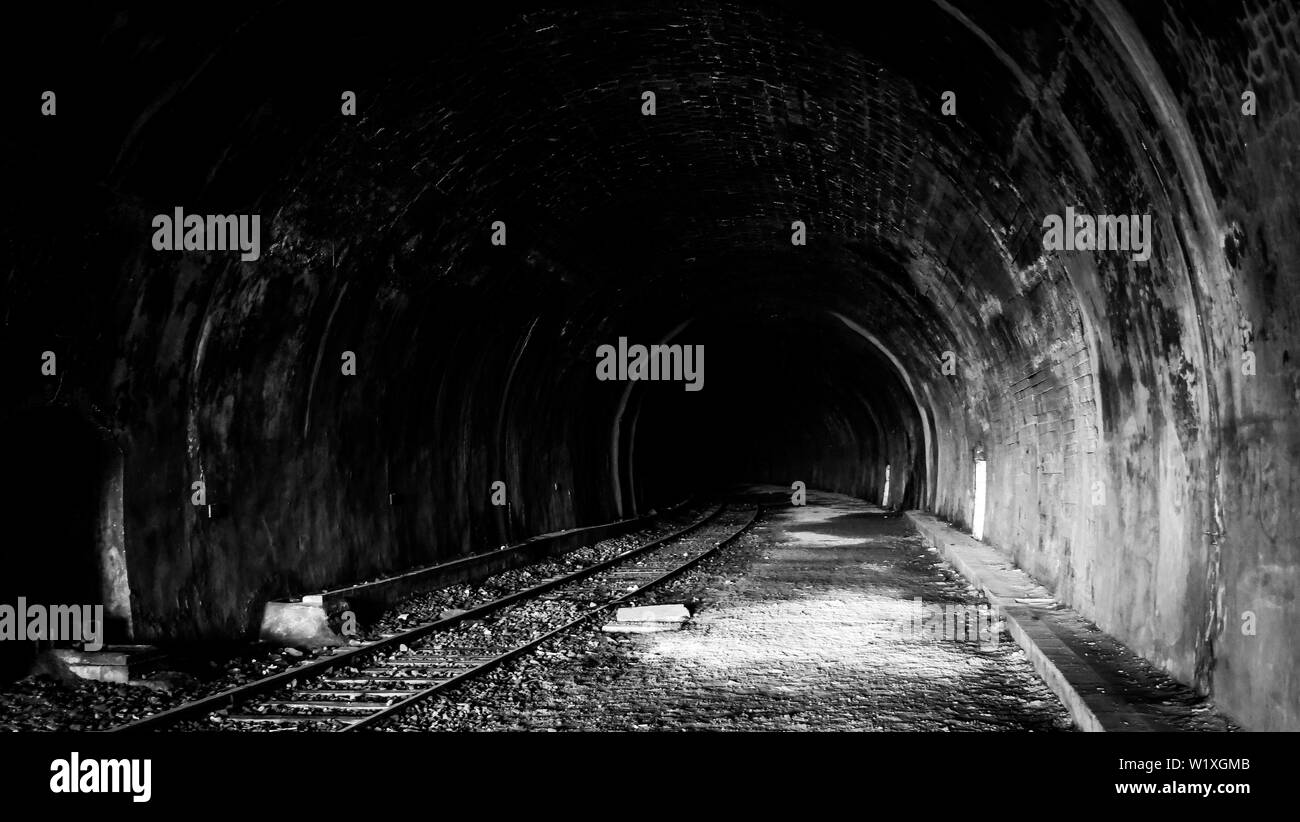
[2,0,1298,738]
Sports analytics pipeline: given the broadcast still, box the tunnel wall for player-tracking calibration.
[4,203,629,643]
[115,224,627,639]
[1154,0,1300,731]
[896,0,1300,730]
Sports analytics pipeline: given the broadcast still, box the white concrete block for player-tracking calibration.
[614,604,690,623]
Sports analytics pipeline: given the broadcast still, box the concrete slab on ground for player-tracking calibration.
[45,645,165,684]
[601,622,686,633]
[615,604,690,622]
[259,600,350,649]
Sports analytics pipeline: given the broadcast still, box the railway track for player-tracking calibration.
[110,503,761,732]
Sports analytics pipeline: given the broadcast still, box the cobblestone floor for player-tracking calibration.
[388,489,1075,731]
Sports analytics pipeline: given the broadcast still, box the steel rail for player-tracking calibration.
[108,503,725,732]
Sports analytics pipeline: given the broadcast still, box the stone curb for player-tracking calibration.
[905,510,1159,732]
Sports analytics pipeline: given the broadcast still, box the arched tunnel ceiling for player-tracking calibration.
[3,0,1300,730]
[19,1,1093,367]
[17,0,1233,432]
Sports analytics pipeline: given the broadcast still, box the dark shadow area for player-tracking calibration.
[0,407,103,680]
[629,305,924,507]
